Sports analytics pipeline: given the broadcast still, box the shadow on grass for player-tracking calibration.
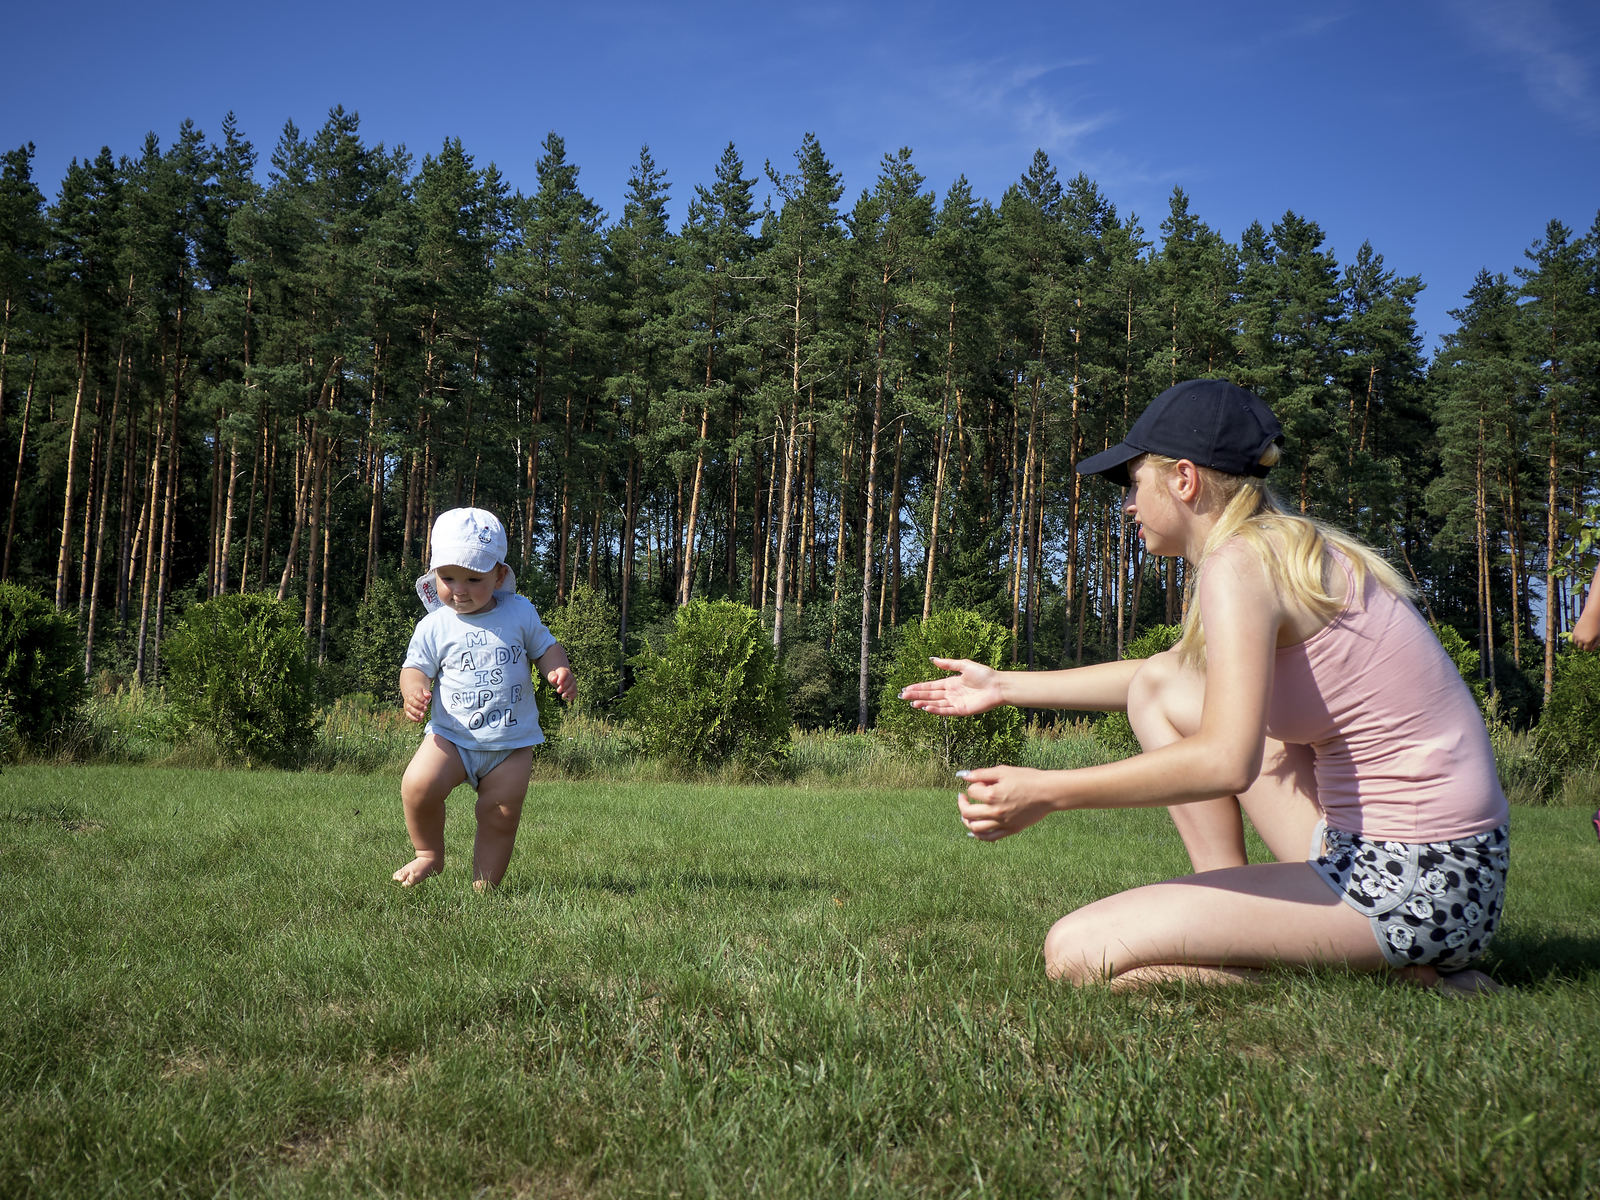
[576,867,828,897]
[0,799,102,831]
[1489,930,1600,986]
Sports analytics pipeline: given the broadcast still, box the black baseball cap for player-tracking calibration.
[1076,379,1284,487]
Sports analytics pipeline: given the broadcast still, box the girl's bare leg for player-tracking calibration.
[1043,861,1390,985]
[394,734,466,886]
[471,747,534,891]
[1069,653,1496,993]
[1127,649,1322,870]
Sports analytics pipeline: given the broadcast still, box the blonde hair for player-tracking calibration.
[1140,450,1414,669]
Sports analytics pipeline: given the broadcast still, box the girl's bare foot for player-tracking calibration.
[393,852,443,887]
[1395,964,1503,996]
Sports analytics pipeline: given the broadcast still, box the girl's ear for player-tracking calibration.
[494,563,510,588]
[1170,459,1204,503]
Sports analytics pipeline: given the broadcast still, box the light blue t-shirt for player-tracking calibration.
[402,593,558,750]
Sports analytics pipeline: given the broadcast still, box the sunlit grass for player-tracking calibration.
[2,765,1597,1198]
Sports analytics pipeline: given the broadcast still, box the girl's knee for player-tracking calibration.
[1127,648,1203,750]
[1043,914,1114,985]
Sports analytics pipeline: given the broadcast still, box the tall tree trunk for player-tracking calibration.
[1011,385,1040,659]
[133,371,167,684]
[258,413,280,590]
[76,385,104,616]
[302,429,327,637]
[363,338,384,598]
[877,416,904,639]
[55,327,91,609]
[678,396,710,607]
[619,452,638,699]
[84,373,123,679]
[858,304,889,732]
[2,360,37,581]
[771,403,800,652]
[1473,411,1496,696]
[1542,397,1560,704]
[150,388,180,683]
[317,482,333,663]
[758,419,780,609]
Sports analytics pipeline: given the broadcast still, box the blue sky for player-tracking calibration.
[5,0,1597,354]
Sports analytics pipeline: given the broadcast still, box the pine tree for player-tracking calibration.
[667,143,761,608]
[1517,219,1599,702]
[846,148,934,729]
[764,132,842,654]
[603,144,674,688]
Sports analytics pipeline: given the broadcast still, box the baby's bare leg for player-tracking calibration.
[471,747,534,892]
[394,734,466,886]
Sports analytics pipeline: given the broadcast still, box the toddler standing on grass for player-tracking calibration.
[393,507,575,890]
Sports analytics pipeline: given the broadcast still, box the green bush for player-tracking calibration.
[548,582,621,718]
[346,574,420,700]
[623,599,790,771]
[1431,622,1489,708]
[875,608,1023,771]
[1094,623,1183,759]
[1536,649,1600,771]
[0,582,86,745]
[161,593,316,765]
[1487,717,1561,806]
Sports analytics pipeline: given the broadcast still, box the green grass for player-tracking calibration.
[3,765,1599,1198]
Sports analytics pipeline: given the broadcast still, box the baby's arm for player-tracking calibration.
[535,644,576,702]
[399,666,434,722]
[1573,561,1600,651]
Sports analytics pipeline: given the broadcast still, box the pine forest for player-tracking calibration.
[2,108,1596,731]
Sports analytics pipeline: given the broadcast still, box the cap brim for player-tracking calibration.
[1075,442,1142,486]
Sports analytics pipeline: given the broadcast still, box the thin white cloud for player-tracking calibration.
[944,56,1109,154]
[1454,0,1600,132]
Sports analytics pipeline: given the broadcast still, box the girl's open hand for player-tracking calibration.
[547,666,577,702]
[957,765,1055,840]
[899,657,1005,716]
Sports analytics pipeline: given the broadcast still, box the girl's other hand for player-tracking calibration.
[956,764,1056,840]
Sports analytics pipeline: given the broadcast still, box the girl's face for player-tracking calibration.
[433,563,507,615]
[1124,456,1183,556]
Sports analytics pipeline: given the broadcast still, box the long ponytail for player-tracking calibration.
[1142,450,1413,669]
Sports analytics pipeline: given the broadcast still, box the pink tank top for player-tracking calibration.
[1263,553,1509,841]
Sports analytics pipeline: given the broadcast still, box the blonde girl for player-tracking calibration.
[901,380,1509,992]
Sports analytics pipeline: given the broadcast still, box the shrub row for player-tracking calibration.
[2,580,1596,791]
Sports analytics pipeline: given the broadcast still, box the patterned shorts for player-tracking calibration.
[1310,823,1509,970]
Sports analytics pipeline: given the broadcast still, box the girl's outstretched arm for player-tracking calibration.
[900,655,1145,716]
[957,546,1284,838]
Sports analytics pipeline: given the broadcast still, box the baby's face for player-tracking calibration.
[433,563,507,615]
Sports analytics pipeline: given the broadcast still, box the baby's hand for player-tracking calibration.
[402,688,432,722]
[547,666,576,703]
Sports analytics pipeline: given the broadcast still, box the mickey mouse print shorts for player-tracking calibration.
[1310,823,1509,970]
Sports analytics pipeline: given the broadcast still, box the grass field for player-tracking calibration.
[3,764,1599,1198]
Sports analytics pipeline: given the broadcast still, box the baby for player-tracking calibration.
[393,507,575,890]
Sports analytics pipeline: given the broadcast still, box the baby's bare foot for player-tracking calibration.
[472,878,497,894]
[393,853,443,887]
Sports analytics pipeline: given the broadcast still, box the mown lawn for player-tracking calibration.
[2,765,1598,1198]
